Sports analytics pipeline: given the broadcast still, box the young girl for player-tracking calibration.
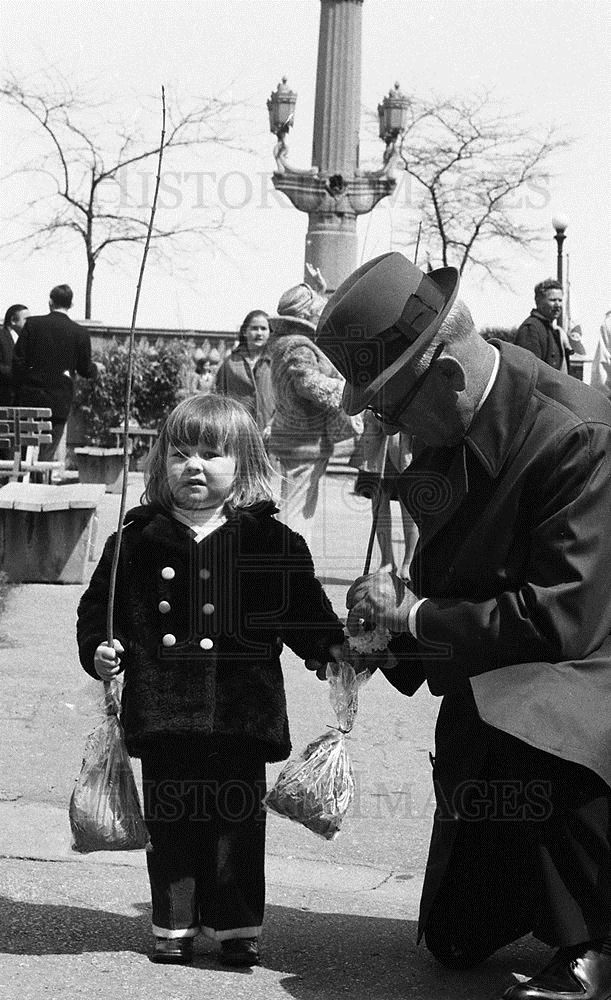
[77,395,345,967]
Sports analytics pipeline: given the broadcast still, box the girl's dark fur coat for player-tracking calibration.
[77,502,344,762]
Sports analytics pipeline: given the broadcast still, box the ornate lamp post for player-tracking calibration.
[552,215,568,286]
[267,0,408,293]
[552,215,568,328]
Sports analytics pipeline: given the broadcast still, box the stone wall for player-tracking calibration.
[83,322,238,364]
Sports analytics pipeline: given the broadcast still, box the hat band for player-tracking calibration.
[398,278,446,339]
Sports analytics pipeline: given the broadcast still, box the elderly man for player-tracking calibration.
[316,253,611,1000]
[515,278,585,373]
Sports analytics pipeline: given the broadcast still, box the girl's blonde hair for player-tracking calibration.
[143,394,277,511]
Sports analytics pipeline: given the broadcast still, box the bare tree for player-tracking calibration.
[1,68,244,317]
[366,91,569,281]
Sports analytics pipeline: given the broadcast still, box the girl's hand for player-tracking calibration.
[93,639,125,681]
[305,642,350,681]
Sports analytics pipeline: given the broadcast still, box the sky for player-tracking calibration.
[1,0,609,353]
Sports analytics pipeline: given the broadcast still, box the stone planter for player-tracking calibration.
[74,447,128,494]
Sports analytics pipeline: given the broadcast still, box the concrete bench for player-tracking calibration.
[0,483,105,583]
[0,406,62,484]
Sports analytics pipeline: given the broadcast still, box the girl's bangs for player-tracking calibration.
[166,401,234,455]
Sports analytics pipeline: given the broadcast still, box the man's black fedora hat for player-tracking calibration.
[315,252,459,414]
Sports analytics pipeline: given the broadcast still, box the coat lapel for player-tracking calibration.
[399,343,539,559]
[399,443,470,548]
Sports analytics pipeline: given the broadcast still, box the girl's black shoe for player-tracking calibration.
[150,937,194,964]
[219,937,260,967]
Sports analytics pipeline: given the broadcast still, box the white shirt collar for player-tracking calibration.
[172,506,226,544]
[475,345,500,415]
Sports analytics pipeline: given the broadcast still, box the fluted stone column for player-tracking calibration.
[270,0,397,294]
[312,0,362,175]
[306,0,363,290]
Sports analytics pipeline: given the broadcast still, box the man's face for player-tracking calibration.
[368,363,469,448]
[536,288,563,322]
[11,308,29,333]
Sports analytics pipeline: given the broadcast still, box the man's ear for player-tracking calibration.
[436,355,466,391]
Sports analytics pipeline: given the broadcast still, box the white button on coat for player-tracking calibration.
[158,601,171,614]
[202,603,214,615]
[161,567,175,580]
[162,633,177,647]
[200,637,214,650]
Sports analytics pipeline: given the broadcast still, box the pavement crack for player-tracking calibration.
[371,870,396,891]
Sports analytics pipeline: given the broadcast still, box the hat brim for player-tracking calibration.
[341,266,459,415]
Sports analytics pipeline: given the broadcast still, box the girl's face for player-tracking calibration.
[245,315,270,353]
[166,440,236,510]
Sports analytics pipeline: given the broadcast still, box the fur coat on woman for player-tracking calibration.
[77,502,345,761]
[267,316,347,461]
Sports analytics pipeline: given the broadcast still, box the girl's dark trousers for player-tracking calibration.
[140,736,267,941]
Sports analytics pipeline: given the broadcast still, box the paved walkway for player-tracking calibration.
[0,473,548,999]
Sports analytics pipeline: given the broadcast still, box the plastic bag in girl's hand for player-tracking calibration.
[263,661,370,840]
[69,681,149,853]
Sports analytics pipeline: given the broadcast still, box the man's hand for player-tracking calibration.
[346,570,418,635]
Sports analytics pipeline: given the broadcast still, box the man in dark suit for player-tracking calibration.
[0,303,29,406]
[12,284,101,460]
[316,253,611,1000]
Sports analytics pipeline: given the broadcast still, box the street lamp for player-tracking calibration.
[377,82,410,167]
[267,77,298,173]
[267,75,408,290]
[552,215,568,286]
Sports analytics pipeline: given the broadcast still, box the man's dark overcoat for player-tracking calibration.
[12,311,97,422]
[77,503,344,761]
[383,341,611,932]
[514,309,568,370]
[0,326,16,405]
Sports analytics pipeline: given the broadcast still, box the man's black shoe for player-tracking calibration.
[502,943,611,999]
[150,936,194,964]
[219,937,260,967]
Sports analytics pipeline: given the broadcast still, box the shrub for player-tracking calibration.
[73,339,193,449]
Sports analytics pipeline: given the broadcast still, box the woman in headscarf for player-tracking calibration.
[267,274,360,546]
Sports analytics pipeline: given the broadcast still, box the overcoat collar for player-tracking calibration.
[123,502,279,554]
[465,341,539,480]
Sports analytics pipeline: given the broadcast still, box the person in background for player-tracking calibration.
[12,284,101,461]
[353,411,418,581]
[77,394,345,969]
[514,278,586,373]
[0,303,29,460]
[267,277,348,547]
[0,303,29,406]
[215,311,274,442]
[590,309,611,400]
[316,251,611,1000]
[186,357,215,396]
